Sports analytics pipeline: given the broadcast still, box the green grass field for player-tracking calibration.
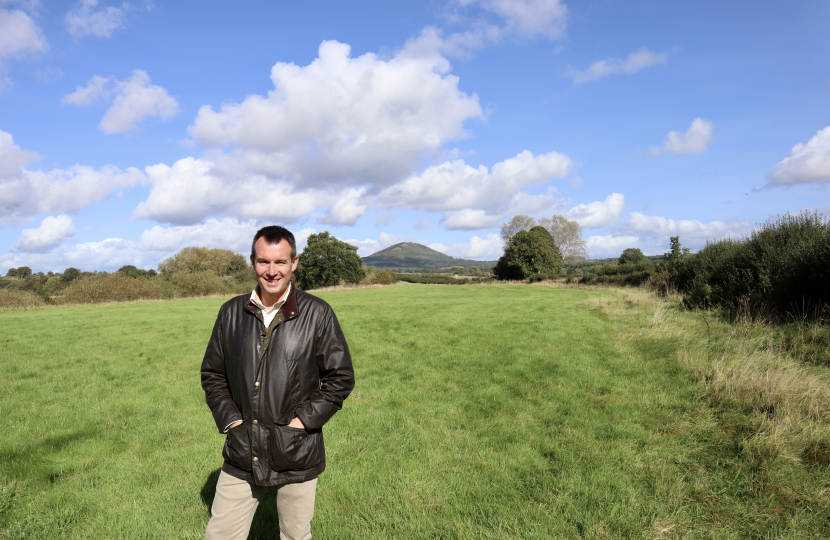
[1,284,828,539]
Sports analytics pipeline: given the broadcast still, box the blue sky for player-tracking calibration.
[1,0,828,273]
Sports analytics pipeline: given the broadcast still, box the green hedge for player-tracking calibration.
[674,212,830,318]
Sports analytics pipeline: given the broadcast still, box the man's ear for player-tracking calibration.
[291,256,299,272]
[250,256,256,269]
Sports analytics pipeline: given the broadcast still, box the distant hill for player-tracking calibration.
[363,242,497,271]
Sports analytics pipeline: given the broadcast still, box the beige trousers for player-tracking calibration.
[204,470,317,540]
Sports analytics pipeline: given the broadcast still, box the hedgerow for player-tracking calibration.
[673,212,830,318]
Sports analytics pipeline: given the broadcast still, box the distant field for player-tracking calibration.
[1,285,828,538]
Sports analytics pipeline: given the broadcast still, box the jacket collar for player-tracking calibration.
[244,281,299,320]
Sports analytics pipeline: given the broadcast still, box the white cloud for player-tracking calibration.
[766,126,830,186]
[65,0,128,39]
[414,216,430,229]
[585,235,640,259]
[571,48,667,85]
[12,215,76,253]
[457,0,569,40]
[0,129,144,225]
[379,150,572,229]
[319,187,369,226]
[619,211,751,246]
[428,233,502,259]
[0,7,48,69]
[187,39,482,188]
[648,118,713,156]
[1,237,158,274]
[134,157,334,225]
[63,69,178,133]
[62,74,112,105]
[566,193,624,228]
[137,218,260,255]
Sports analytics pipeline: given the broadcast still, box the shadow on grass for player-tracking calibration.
[0,428,100,481]
[200,468,281,539]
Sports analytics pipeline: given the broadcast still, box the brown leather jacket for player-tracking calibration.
[201,284,354,486]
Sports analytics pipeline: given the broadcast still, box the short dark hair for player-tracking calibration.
[251,225,297,260]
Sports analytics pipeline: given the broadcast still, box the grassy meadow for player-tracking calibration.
[1,284,829,538]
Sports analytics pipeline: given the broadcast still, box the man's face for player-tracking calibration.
[250,238,298,306]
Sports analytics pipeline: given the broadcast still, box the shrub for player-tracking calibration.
[57,274,165,304]
[675,212,830,318]
[527,273,551,283]
[618,248,650,266]
[361,269,397,285]
[166,271,248,297]
[0,289,45,310]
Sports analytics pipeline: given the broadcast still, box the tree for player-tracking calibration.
[158,247,248,276]
[494,226,563,280]
[294,232,365,290]
[500,215,537,246]
[538,215,588,263]
[118,265,148,278]
[500,214,588,263]
[8,266,33,279]
[60,268,81,282]
[661,236,691,275]
[618,248,650,266]
[469,266,482,277]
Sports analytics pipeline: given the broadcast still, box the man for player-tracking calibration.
[201,225,355,540]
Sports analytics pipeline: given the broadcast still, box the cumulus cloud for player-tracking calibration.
[571,48,667,85]
[0,7,49,69]
[0,129,144,225]
[585,235,640,258]
[379,150,572,229]
[187,39,482,188]
[319,187,369,226]
[12,215,76,253]
[766,126,830,186]
[137,218,260,254]
[134,157,337,225]
[65,0,128,39]
[619,211,751,246]
[1,237,158,275]
[63,69,178,133]
[648,118,713,156]
[428,233,502,259]
[566,193,624,228]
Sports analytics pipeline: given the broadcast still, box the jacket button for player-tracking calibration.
[253,457,258,463]
[253,420,258,425]
[255,381,260,387]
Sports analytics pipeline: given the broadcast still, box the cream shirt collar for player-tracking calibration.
[250,282,291,326]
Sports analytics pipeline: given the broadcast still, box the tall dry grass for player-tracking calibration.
[0,289,45,310]
[609,287,830,468]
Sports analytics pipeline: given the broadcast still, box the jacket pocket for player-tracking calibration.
[222,425,252,472]
[270,424,323,472]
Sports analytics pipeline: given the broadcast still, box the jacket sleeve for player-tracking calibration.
[201,309,243,434]
[294,307,355,430]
